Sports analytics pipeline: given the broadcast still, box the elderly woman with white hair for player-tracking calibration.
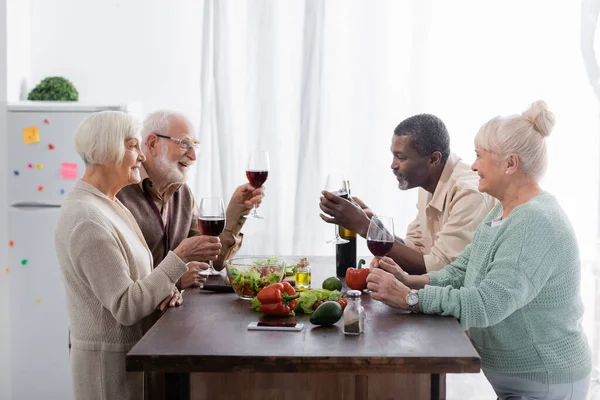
[54,111,221,400]
[366,101,592,399]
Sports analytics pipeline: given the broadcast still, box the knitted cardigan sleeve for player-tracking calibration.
[425,243,472,289]
[419,217,558,330]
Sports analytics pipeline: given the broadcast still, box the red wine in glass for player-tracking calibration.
[245,151,270,219]
[199,216,225,237]
[198,197,226,275]
[367,240,393,257]
[246,170,268,188]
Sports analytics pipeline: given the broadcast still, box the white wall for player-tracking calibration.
[30,0,204,123]
[0,0,9,397]
[2,0,30,398]
[6,0,29,100]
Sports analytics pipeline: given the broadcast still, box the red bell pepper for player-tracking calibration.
[346,259,369,291]
[256,282,300,316]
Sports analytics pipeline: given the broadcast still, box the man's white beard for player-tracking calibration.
[155,145,188,185]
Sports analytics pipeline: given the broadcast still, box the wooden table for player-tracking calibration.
[127,256,480,400]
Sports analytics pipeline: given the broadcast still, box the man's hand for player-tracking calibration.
[352,196,374,219]
[174,235,222,263]
[157,287,183,311]
[179,262,210,289]
[227,183,265,219]
[366,268,410,309]
[370,256,407,283]
[319,190,371,237]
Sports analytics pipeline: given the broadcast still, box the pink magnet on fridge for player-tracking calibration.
[28,163,33,168]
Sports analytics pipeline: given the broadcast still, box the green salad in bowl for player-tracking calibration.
[225,256,286,300]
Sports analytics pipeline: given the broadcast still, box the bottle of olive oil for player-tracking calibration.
[294,257,311,292]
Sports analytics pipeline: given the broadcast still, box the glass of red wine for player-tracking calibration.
[198,197,226,275]
[324,173,350,244]
[244,151,270,219]
[367,215,395,257]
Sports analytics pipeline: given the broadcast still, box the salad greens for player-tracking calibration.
[229,256,284,297]
[285,264,296,277]
[296,289,342,314]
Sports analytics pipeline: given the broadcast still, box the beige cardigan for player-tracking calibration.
[55,181,188,400]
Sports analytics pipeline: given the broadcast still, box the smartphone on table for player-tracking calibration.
[247,321,304,331]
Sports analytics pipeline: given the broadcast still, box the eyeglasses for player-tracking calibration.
[154,133,200,152]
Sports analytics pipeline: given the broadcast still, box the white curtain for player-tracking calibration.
[193,0,428,258]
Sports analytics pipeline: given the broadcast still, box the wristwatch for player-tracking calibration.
[406,289,419,312]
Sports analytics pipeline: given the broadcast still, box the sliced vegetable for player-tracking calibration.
[229,263,283,297]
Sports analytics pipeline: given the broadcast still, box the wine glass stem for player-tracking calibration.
[334,224,341,240]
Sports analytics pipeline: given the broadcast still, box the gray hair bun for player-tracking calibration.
[521,100,555,138]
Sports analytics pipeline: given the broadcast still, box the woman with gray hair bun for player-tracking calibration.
[54,111,221,400]
[367,101,592,399]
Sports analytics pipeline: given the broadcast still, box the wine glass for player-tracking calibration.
[366,215,395,257]
[244,151,270,219]
[324,173,350,244]
[198,197,226,275]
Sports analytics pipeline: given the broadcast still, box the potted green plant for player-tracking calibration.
[27,76,79,101]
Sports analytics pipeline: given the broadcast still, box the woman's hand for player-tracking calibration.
[366,268,410,309]
[157,287,183,311]
[370,256,407,283]
[174,235,222,263]
[179,262,209,289]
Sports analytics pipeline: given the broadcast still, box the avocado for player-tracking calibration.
[310,301,343,326]
[322,276,343,291]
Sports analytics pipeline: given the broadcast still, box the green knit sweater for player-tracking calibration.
[421,192,591,384]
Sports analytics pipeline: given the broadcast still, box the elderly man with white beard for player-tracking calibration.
[117,110,264,290]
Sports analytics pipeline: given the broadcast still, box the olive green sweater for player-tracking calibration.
[421,192,591,384]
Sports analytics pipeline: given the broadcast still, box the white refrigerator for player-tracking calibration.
[6,102,141,400]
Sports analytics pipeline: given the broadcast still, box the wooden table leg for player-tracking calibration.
[165,372,190,400]
[430,373,446,400]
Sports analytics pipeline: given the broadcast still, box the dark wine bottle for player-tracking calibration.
[335,180,357,277]
[336,225,357,277]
